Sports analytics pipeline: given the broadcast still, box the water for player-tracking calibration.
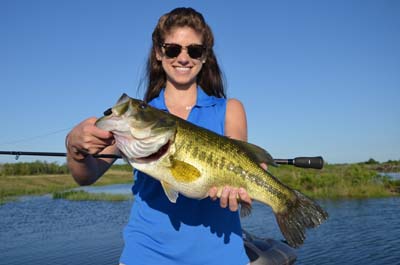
[0,193,131,265]
[380,172,400,180]
[242,198,400,265]
[74,183,133,195]
[1,185,399,265]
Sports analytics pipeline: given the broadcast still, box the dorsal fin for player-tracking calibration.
[232,139,277,167]
[116,93,130,104]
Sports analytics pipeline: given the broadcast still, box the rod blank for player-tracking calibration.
[0,151,121,160]
[0,151,324,169]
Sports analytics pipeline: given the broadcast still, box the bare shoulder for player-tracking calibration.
[226,99,246,124]
[227,98,245,110]
[225,98,248,141]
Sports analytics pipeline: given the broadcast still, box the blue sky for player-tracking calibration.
[0,0,399,164]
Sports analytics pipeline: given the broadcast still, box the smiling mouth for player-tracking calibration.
[135,140,171,163]
[175,66,192,72]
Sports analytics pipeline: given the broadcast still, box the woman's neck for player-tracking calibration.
[164,84,197,119]
[165,83,197,104]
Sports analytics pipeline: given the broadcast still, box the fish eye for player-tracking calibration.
[139,102,147,109]
[103,108,112,116]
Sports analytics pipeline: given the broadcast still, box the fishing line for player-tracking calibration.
[0,127,71,146]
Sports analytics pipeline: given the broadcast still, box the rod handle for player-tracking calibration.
[274,156,324,169]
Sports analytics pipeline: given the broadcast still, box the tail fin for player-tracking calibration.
[275,190,328,248]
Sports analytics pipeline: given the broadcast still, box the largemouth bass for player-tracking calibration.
[95,94,328,248]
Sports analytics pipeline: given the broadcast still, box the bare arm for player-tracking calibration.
[209,99,252,211]
[224,98,248,141]
[66,117,118,185]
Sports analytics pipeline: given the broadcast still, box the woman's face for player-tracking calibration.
[157,26,205,90]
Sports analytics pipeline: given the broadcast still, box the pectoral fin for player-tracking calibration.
[161,181,179,203]
[170,159,201,183]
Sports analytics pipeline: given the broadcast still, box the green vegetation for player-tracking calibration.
[0,160,69,176]
[0,160,132,176]
[270,160,400,199]
[53,190,132,201]
[362,159,400,173]
[0,159,399,204]
[0,161,133,203]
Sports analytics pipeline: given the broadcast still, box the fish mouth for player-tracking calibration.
[135,140,171,163]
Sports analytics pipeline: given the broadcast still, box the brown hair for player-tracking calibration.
[144,7,226,102]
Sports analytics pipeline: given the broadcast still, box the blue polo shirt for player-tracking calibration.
[119,87,249,265]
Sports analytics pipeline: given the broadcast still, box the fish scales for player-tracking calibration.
[95,94,328,248]
[173,120,292,212]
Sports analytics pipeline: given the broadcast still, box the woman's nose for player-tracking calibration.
[176,48,190,63]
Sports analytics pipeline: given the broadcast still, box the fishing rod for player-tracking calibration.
[0,151,324,169]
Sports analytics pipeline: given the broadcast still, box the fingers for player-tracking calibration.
[228,187,239,212]
[209,186,252,212]
[208,187,218,201]
[81,117,114,141]
[260,162,268,170]
[220,186,230,209]
[238,187,252,205]
[66,117,115,161]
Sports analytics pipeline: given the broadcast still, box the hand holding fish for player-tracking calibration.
[208,186,252,212]
[66,117,115,161]
[208,163,267,212]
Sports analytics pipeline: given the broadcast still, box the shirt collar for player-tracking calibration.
[149,87,220,110]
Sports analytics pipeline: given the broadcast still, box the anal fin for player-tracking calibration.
[240,201,252,217]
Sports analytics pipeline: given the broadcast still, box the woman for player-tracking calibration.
[66,7,251,265]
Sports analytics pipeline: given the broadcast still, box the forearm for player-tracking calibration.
[66,154,105,185]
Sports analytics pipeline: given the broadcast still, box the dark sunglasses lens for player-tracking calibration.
[164,45,181,58]
[188,45,204,59]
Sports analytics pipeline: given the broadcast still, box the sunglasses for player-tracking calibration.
[161,43,206,60]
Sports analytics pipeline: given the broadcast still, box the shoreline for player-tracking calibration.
[1,164,399,204]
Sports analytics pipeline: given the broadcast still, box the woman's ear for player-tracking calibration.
[156,49,162,61]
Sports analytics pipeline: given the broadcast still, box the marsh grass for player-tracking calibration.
[53,190,132,201]
[0,169,133,203]
[270,164,400,199]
